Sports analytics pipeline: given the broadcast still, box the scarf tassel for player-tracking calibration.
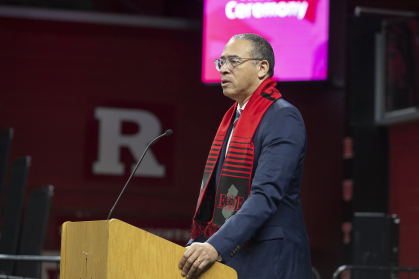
[190,220,222,239]
[190,220,206,239]
[191,220,252,248]
[204,223,221,239]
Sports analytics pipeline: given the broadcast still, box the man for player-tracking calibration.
[179,33,312,279]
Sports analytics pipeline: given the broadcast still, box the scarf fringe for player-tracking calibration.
[204,223,221,239]
[190,220,252,248]
[243,240,251,248]
[190,220,206,239]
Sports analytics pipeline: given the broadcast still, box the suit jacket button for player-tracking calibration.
[230,253,234,257]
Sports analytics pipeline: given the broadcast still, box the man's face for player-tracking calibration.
[219,39,260,101]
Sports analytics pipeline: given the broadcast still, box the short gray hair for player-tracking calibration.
[231,33,275,77]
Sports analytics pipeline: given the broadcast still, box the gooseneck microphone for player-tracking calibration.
[107,129,173,220]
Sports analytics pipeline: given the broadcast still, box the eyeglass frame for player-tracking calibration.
[214,56,264,71]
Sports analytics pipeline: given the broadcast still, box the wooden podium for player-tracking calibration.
[60,219,237,278]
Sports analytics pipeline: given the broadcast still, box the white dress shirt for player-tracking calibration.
[226,101,248,156]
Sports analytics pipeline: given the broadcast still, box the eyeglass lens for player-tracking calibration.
[214,58,237,71]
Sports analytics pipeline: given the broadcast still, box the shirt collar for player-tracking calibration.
[238,101,248,111]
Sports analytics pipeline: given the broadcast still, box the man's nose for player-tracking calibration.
[219,62,230,74]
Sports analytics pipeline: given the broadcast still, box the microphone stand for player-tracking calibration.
[107,129,173,220]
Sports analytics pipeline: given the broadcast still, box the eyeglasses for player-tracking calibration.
[214,57,263,71]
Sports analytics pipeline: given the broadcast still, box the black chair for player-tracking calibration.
[0,157,31,275]
[0,275,37,279]
[15,186,54,278]
[0,129,13,204]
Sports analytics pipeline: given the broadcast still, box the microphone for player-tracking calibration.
[107,129,173,220]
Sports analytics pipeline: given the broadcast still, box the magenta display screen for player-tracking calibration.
[202,0,329,83]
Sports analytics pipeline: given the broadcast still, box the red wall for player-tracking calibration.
[0,15,344,276]
[390,121,419,272]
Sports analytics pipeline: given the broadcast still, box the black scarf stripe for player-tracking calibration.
[231,135,253,140]
[228,146,254,151]
[261,92,276,102]
[227,151,252,156]
[230,141,251,145]
[205,167,213,171]
[225,156,252,162]
[226,155,252,162]
[223,165,251,172]
[209,153,219,156]
[222,170,250,178]
[224,160,252,167]
[212,144,222,147]
[206,163,216,166]
[207,158,217,162]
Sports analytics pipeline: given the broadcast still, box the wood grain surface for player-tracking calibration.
[60,219,237,279]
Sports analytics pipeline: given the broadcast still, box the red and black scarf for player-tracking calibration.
[191,78,282,240]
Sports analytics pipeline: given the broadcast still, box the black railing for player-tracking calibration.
[333,265,419,279]
[0,254,60,279]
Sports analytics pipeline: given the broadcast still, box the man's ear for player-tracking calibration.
[258,60,269,79]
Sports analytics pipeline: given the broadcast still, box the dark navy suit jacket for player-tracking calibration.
[187,99,312,279]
